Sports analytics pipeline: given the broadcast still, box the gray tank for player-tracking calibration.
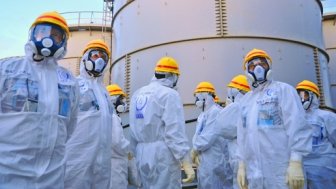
[110,0,333,109]
[323,11,336,108]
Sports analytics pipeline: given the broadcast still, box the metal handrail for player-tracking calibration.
[61,11,112,27]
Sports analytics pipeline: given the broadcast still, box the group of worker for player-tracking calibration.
[190,49,336,189]
[0,10,335,189]
[0,11,133,189]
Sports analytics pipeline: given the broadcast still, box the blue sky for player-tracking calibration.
[0,0,103,59]
[0,1,335,59]
[323,0,336,14]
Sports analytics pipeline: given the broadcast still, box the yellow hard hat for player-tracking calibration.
[154,56,180,75]
[31,11,70,39]
[296,80,320,97]
[82,39,111,58]
[227,75,251,92]
[106,84,127,97]
[243,48,272,70]
[194,81,216,94]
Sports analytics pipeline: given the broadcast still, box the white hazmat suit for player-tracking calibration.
[216,94,246,189]
[237,80,311,189]
[302,95,336,188]
[65,53,113,189]
[193,99,232,189]
[110,113,130,189]
[129,77,190,189]
[0,43,79,188]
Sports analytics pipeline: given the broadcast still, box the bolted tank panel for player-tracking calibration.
[111,0,333,107]
[112,0,325,60]
[112,38,318,104]
[323,13,336,107]
[112,0,217,59]
[226,0,324,49]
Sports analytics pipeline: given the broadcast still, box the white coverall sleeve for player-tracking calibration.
[67,80,80,141]
[129,95,138,155]
[193,112,220,152]
[282,85,312,161]
[236,108,245,162]
[162,92,190,160]
[215,103,239,140]
[325,111,336,146]
[112,113,130,155]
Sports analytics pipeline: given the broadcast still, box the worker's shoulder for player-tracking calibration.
[0,56,28,75]
[272,80,294,89]
[0,56,25,68]
[57,65,75,78]
[154,84,180,97]
[56,66,77,83]
[318,107,336,118]
[134,83,179,98]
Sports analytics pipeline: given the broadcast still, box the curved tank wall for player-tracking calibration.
[111,0,333,108]
[58,11,112,85]
[323,13,336,108]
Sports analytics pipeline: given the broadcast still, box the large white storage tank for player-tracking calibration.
[323,12,336,109]
[111,0,333,111]
[59,10,112,85]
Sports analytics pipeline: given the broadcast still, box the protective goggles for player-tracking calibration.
[88,49,109,63]
[32,24,66,45]
[247,57,269,72]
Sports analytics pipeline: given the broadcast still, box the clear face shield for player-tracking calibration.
[298,90,313,110]
[29,23,66,58]
[84,49,109,77]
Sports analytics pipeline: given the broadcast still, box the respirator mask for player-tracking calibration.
[298,90,313,110]
[28,23,66,59]
[84,49,109,77]
[246,57,271,88]
[111,95,127,113]
[195,92,211,111]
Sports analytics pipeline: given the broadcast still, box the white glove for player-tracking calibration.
[237,161,248,189]
[181,159,195,183]
[191,149,200,167]
[286,161,304,189]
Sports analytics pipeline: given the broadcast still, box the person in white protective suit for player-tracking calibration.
[236,48,312,189]
[191,81,232,189]
[129,56,195,189]
[65,39,113,189]
[296,80,336,189]
[0,11,79,188]
[106,84,131,189]
[215,74,251,189]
